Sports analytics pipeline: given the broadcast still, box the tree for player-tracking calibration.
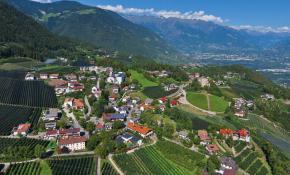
[112,121,125,129]
[95,145,108,159]
[87,135,101,151]
[34,145,46,158]
[86,121,96,134]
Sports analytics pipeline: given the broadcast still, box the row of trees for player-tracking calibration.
[1,145,46,161]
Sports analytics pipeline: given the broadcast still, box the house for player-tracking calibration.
[188,72,200,80]
[68,82,84,92]
[177,130,189,140]
[122,96,131,103]
[25,73,36,80]
[43,108,61,122]
[158,97,168,104]
[164,84,178,91]
[64,98,84,110]
[216,157,238,175]
[206,144,219,154]
[111,86,119,94]
[13,124,31,136]
[140,104,155,112]
[45,122,57,130]
[198,77,210,87]
[233,129,250,142]
[96,123,105,132]
[219,128,234,138]
[170,100,178,107]
[234,110,246,118]
[49,74,59,79]
[102,113,127,121]
[198,130,211,144]
[55,84,68,95]
[127,122,153,138]
[59,136,87,151]
[64,74,78,81]
[108,94,118,102]
[144,98,153,105]
[45,129,59,140]
[59,128,81,137]
[39,73,49,79]
[115,132,143,146]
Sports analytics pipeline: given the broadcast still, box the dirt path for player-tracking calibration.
[206,93,211,111]
[108,154,125,175]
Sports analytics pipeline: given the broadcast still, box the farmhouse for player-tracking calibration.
[233,128,250,142]
[13,124,31,136]
[216,157,238,175]
[176,130,189,140]
[127,122,153,138]
[59,136,87,151]
[234,110,246,118]
[25,73,36,80]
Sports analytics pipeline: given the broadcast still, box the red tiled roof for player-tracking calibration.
[237,128,249,137]
[220,128,234,135]
[48,79,67,87]
[46,129,58,136]
[59,136,86,145]
[16,124,31,133]
[128,122,152,135]
[159,96,168,102]
[96,123,104,129]
[170,100,178,106]
[59,128,80,135]
[198,130,210,141]
[74,99,84,108]
[207,144,219,152]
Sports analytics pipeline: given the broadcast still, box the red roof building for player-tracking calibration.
[59,136,87,151]
[158,96,168,104]
[220,128,234,137]
[198,130,210,142]
[13,124,31,136]
[206,144,219,154]
[127,122,153,138]
[170,100,178,107]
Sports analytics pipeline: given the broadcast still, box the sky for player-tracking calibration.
[33,0,290,33]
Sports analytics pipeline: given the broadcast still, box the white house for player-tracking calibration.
[59,136,87,151]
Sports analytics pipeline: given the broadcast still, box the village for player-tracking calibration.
[5,62,278,175]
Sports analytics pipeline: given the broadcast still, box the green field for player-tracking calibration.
[114,140,205,175]
[186,92,228,113]
[209,95,229,112]
[186,92,208,110]
[142,86,178,99]
[130,70,158,87]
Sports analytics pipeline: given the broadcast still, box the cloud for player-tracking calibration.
[30,0,52,3]
[231,25,290,33]
[97,5,224,23]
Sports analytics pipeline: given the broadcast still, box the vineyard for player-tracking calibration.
[0,78,57,108]
[114,140,205,175]
[0,105,42,135]
[6,162,41,175]
[0,138,49,154]
[0,70,25,80]
[47,155,97,175]
[234,148,270,175]
[101,161,118,175]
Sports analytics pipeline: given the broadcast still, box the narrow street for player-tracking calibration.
[84,95,92,118]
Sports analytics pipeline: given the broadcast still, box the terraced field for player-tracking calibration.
[114,140,206,175]
[234,148,271,175]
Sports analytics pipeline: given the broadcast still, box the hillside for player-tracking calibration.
[0,1,76,60]
[7,0,179,61]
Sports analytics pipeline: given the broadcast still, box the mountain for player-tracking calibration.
[0,0,76,60]
[124,15,289,54]
[7,0,179,61]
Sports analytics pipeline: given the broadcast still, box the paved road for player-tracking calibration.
[84,95,92,118]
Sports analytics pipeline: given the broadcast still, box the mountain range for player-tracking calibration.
[124,15,290,55]
[2,0,290,63]
[6,0,178,62]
